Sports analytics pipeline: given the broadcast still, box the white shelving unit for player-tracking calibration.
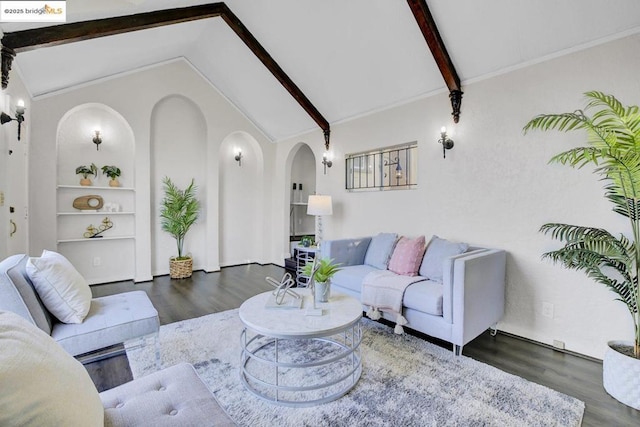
[56,185,136,285]
[290,202,315,238]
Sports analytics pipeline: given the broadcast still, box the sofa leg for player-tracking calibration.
[453,344,463,356]
[490,324,498,337]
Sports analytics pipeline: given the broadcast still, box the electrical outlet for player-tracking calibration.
[93,257,101,267]
[542,302,554,319]
[553,340,565,350]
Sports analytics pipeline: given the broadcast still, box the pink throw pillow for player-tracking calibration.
[387,236,426,276]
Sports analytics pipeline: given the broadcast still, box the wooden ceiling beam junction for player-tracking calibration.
[1,2,330,141]
[406,0,463,123]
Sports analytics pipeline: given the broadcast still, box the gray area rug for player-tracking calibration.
[126,309,584,426]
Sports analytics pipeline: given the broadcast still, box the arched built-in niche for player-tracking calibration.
[219,131,265,266]
[284,143,317,254]
[150,95,207,276]
[56,103,135,284]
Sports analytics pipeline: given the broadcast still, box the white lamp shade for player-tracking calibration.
[307,195,333,216]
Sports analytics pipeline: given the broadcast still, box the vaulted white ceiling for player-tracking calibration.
[3,0,640,141]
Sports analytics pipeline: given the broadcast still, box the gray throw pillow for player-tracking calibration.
[364,233,398,270]
[419,235,469,282]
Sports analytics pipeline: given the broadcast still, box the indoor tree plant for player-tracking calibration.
[75,163,97,186]
[523,91,640,409]
[160,176,200,279]
[101,165,121,187]
[302,257,341,302]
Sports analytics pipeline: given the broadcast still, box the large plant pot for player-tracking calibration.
[603,340,640,410]
[314,281,331,303]
[169,257,193,279]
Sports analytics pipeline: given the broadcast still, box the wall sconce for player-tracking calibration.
[438,127,454,158]
[92,130,102,151]
[234,148,243,166]
[0,99,25,141]
[322,151,333,174]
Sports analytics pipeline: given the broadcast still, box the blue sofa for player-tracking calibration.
[321,234,506,355]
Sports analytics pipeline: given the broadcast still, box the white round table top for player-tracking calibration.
[239,289,362,339]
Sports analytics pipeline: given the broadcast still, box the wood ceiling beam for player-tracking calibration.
[1,2,330,141]
[406,0,463,123]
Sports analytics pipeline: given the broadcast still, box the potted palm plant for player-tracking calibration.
[101,165,121,187]
[76,163,97,186]
[524,91,640,410]
[302,257,341,302]
[160,177,200,279]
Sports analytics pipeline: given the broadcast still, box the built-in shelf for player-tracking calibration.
[57,236,135,243]
[57,211,135,216]
[57,185,135,191]
[291,202,308,206]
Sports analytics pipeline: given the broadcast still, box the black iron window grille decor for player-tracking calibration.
[345,142,418,191]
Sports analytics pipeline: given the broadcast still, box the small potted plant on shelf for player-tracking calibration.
[302,257,341,303]
[101,165,121,187]
[75,163,98,186]
[300,235,315,248]
[160,176,200,279]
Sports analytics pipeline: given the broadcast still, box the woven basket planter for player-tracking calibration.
[169,257,193,279]
[603,340,640,410]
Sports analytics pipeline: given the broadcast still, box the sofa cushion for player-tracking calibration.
[331,264,379,293]
[101,362,235,427]
[403,280,443,316]
[364,232,398,270]
[0,310,104,426]
[419,236,469,283]
[388,236,426,276]
[52,290,160,356]
[26,250,92,324]
[0,254,53,334]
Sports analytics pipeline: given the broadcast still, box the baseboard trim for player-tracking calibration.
[494,330,602,363]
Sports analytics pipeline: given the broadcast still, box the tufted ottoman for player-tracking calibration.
[101,362,235,426]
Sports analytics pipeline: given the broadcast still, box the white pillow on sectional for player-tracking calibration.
[0,310,104,426]
[26,250,92,324]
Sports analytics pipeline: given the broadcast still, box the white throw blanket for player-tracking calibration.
[362,270,424,334]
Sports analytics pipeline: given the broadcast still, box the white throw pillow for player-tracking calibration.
[26,250,92,324]
[0,310,104,426]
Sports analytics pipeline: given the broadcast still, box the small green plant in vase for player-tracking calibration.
[101,165,121,187]
[76,163,97,186]
[302,257,341,303]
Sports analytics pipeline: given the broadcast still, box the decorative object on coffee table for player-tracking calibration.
[75,163,97,186]
[302,257,341,303]
[524,91,640,409]
[160,177,200,279]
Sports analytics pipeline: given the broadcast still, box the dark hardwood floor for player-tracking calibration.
[86,264,639,426]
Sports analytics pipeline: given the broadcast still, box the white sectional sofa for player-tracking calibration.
[320,234,507,355]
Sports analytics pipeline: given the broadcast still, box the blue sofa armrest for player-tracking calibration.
[320,237,372,266]
[443,248,506,349]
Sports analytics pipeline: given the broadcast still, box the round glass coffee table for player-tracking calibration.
[239,289,362,407]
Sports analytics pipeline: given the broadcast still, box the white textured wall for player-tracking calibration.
[274,34,640,359]
[29,59,275,282]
